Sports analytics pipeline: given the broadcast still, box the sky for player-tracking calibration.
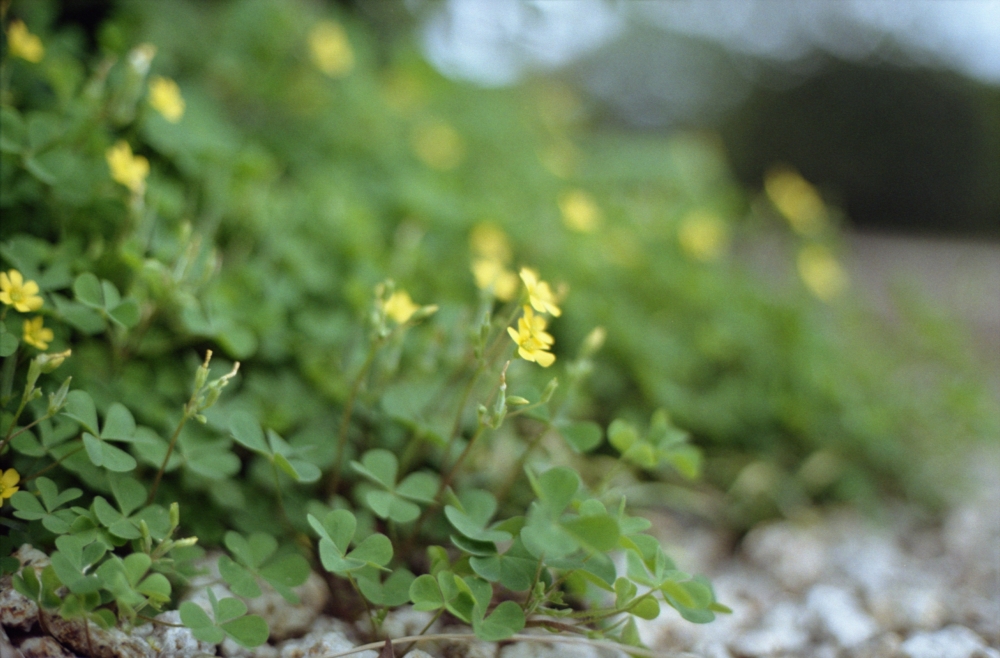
[418,0,1000,87]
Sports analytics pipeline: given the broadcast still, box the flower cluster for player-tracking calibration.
[507,268,563,368]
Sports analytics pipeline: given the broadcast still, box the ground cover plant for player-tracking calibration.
[1,0,996,653]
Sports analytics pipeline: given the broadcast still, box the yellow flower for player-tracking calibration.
[470,223,512,263]
[765,167,827,236]
[309,20,354,77]
[472,259,519,301]
[507,305,555,367]
[106,140,150,194]
[382,290,437,324]
[0,469,20,501]
[6,20,44,63]
[558,189,600,233]
[678,210,728,262]
[0,269,44,312]
[411,120,464,171]
[23,317,54,350]
[148,76,185,123]
[519,268,561,317]
[797,244,848,302]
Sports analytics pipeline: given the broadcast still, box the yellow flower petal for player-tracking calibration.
[148,76,185,123]
[23,316,54,350]
[106,141,150,194]
[765,167,828,236]
[7,21,44,63]
[0,468,20,500]
[558,189,600,233]
[798,244,848,302]
[309,21,355,77]
[678,210,728,262]
[0,269,44,312]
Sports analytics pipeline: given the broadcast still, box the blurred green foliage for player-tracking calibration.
[1,0,997,647]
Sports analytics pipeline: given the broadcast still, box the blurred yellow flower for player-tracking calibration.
[765,167,827,236]
[23,317,53,350]
[507,305,555,367]
[411,120,464,171]
[470,223,512,263]
[678,210,728,262]
[472,259,519,301]
[106,140,149,194]
[558,189,600,233]
[0,468,19,501]
[797,244,848,302]
[7,20,44,63]
[309,20,354,77]
[383,290,419,324]
[0,269,44,312]
[519,268,561,317]
[148,76,185,122]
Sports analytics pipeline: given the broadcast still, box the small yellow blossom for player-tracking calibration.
[148,76,185,122]
[470,223,512,262]
[23,317,54,350]
[382,290,437,324]
[765,167,827,236]
[519,268,561,317]
[0,269,44,312]
[0,468,20,501]
[472,259,519,301]
[797,244,848,302]
[309,20,355,77]
[106,140,150,195]
[558,189,601,233]
[678,210,728,262]
[507,305,556,367]
[6,20,44,63]
[411,120,464,171]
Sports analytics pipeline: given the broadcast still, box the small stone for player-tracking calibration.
[498,638,620,658]
[848,632,903,658]
[899,625,999,658]
[381,606,437,640]
[403,651,437,658]
[805,584,878,648]
[130,610,216,658]
[276,630,377,658]
[244,571,330,642]
[0,574,38,632]
[421,625,496,658]
[17,636,79,658]
[220,637,279,658]
[728,602,809,656]
[742,522,827,590]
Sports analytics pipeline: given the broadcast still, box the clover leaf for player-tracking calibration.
[218,531,310,603]
[179,589,268,648]
[307,509,392,575]
[350,449,439,523]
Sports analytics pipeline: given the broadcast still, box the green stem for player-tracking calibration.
[146,408,191,505]
[346,572,379,640]
[22,445,84,483]
[327,341,381,498]
[396,608,443,657]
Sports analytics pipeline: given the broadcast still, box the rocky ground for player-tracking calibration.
[3,446,998,658]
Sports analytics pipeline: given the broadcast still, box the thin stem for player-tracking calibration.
[5,415,46,444]
[22,445,84,483]
[346,573,379,640]
[396,608,443,657]
[146,409,191,505]
[328,341,380,498]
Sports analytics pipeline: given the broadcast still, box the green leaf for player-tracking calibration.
[73,273,104,309]
[520,505,579,559]
[309,510,356,553]
[122,553,152,586]
[356,568,414,607]
[101,404,136,440]
[100,439,138,472]
[530,467,579,514]
[259,554,310,597]
[220,615,269,648]
[470,539,537,592]
[608,419,639,453]
[109,476,146,516]
[348,533,392,567]
[137,573,172,603]
[0,329,17,356]
[409,574,446,611]
[350,449,398,489]
[395,471,439,503]
[632,596,660,620]
[365,490,420,523]
[219,556,261,599]
[561,514,620,553]
[444,505,511,543]
[473,600,525,642]
[10,491,46,519]
[229,412,269,455]
[180,602,225,644]
[273,453,321,483]
[109,299,140,328]
[557,421,603,453]
[215,597,247,624]
[64,390,99,434]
